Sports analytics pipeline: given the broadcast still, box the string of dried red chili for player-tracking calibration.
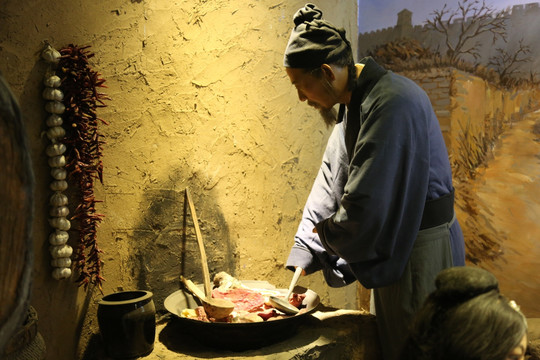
[57,44,109,292]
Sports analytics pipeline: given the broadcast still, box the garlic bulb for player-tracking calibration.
[42,45,61,64]
[49,217,71,231]
[50,168,67,180]
[42,43,74,282]
[49,244,73,258]
[51,257,72,268]
[45,101,65,115]
[50,180,68,191]
[45,143,66,157]
[46,114,63,127]
[48,155,66,167]
[50,206,69,217]
[42,87,64,101]
[52,267,72,280]
[44,75,61,88]
[49,230,69,245]
[50,192,68,206]
[46,126,66,141]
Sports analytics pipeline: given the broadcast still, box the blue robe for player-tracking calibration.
[286,57,465,287]
[286,57,466,359]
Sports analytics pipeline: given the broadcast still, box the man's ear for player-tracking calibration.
[320,64,335,81]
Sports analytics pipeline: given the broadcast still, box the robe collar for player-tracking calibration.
[338,57,388,161]
[336,56,388,124]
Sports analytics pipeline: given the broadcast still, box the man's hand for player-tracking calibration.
[295,266,307,276]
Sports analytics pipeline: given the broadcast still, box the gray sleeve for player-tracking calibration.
[286,120,356,287]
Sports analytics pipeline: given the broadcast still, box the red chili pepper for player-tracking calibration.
[58,44,108,292]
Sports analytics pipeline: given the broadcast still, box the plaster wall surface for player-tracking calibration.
[0,1,358,358]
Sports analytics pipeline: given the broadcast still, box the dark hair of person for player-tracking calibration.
[400,267,528,360]
[302,46,356,91]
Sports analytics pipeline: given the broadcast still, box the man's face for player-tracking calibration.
[286,67,338,126]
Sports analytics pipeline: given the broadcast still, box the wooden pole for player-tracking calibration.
[184,187,212,297]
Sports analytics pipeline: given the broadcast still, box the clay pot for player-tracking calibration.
[97,290,156,359]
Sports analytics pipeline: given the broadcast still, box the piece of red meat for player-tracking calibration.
[257,308,278,321]
[212,288,266,312]
[195,306,209,322]
[289,293,306,309]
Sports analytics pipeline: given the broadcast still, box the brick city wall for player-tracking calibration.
[400,68,540,165]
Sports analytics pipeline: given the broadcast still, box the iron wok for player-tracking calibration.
[163,280,320,350]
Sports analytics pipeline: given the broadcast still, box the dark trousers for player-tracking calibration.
[373,218,455,360]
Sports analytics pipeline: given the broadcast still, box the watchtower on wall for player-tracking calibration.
[395,9,413,38]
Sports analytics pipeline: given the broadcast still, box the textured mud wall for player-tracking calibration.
[0,1,358,358]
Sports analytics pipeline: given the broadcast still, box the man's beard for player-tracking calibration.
[318,77,339,127]
[319,106,338,127]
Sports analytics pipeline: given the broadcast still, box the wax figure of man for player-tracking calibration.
[282,4,466,360]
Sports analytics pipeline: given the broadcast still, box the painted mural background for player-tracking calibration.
[357,0,540,317]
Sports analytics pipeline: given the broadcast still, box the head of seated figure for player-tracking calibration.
[400,266,528,360]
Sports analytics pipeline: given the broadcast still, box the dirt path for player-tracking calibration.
[470,109,540,317]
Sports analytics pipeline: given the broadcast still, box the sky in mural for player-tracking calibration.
[358,0,529,33]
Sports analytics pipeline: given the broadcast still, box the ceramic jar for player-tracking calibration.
[97,290,156,359]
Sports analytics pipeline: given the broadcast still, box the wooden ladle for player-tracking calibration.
[181,276,234,319]
[182,188,234,319]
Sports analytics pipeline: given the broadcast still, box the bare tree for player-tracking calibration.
[426,0,508,64]
[488,39,532,81]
